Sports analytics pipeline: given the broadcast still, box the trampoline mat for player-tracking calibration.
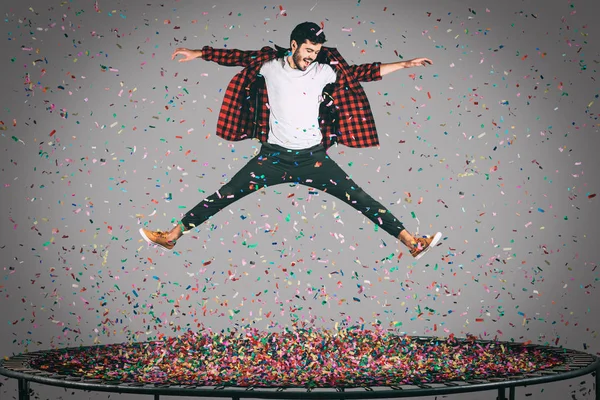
[25,328,569,388]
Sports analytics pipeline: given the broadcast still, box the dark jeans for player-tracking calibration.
[180,142,405,238]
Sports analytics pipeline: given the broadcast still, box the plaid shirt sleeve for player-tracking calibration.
[201,46,265,67]
[345,63,382,82]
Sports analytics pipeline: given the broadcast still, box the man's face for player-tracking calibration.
[291,40,322,71]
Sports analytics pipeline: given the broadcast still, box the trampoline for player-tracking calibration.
[1,329,598,400]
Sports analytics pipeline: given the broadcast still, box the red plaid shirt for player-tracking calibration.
[201,45,382,150]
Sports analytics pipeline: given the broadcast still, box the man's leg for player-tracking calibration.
[300,149,441,259]
[139,144,288,250]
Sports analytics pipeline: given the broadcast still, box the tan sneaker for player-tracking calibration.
[139,228,176,251]
[410,232,442,260]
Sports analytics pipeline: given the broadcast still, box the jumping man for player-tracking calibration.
[140,22,442,260]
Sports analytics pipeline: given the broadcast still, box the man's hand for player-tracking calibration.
[404,57,433,68]
[172,48,202,62]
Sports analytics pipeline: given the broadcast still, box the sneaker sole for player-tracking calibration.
[414,231,442,260]
[139,228,173,252]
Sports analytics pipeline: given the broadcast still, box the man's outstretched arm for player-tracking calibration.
[380,57,433,76]
[345,57,433,82]
[171,46,267,67]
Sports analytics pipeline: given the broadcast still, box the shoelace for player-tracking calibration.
[154,231,170,241]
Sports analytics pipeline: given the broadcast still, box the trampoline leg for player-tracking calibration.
[154,395,160,400]
[509,386,516,400]
[497,387,506,400]
[18,379,30,400]
[596,365,599,400]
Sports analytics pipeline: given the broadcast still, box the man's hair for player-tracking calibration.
[290,22,326,47]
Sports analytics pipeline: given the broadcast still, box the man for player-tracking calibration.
[140,22,442,260]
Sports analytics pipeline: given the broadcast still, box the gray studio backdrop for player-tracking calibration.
[1,0,598,399]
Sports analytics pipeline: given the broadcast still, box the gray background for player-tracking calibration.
[1,0,599,399]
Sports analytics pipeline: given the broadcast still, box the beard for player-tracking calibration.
[292,49,313,71]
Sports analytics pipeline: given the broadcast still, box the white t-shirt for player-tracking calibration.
[259,58,337,149]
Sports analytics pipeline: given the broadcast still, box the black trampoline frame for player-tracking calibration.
[1,338,598,400]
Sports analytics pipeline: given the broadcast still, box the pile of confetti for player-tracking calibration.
[29,328,567,387]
